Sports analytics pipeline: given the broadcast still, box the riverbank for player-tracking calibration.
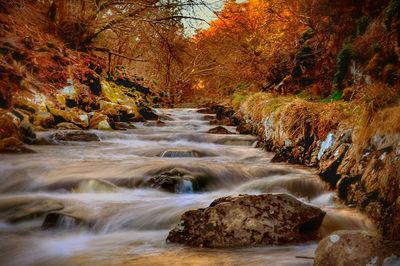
[227,92,400,240]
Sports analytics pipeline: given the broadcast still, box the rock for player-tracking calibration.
[314,230,400,266]
[74,179,119,193]
[161,149,201,158]
[208,126,233,134]
[143,120,166,127]
[42,212,91,230]
[5,200,64,223]
[33,111,54,128]
[197,108,213,114]
[139,106,159,120]
[0,111,22,140]
[236,123,253,134]
[0,137,35,153]
[210,118,233,126]
[20,121,36,141]
[167,193,325,247]
[114,121,136,130]
[211,105,234,120]
[0,111,34,153]
[52,131,100,142]
[204,115,215,120]
[146,168,208,193]
[89,112,112,130]
[29,137,57,145]
[158,113,174,121]
[318,143,350,188]
[55,122,82,130]
[48,106,89,128]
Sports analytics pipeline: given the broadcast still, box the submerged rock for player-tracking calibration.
[74,179,119,193]
[42,212,92,230]
[5,200,64,223]
[167,193,325,247]
[143,120,166,127]
[52,131,100,142]
[208,126,232,134]
[161,149,201,158]
[197,108,213,114]
[314,230,400,266]
[139,106,159,120]
[146,168,208,193]
[114,121,136,130]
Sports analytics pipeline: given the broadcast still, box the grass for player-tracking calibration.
[239,88,399,165]
[240,93,356,141]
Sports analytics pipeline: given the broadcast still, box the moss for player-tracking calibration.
[333,43,354,89]
[384,0,400,29]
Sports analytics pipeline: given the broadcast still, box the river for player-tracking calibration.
[0,108,374,266]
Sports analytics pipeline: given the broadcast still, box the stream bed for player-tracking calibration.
[0,109,374,266]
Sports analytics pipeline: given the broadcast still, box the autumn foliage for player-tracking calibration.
[182,0,400,105]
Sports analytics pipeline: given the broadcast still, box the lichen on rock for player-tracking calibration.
[167,193,325,247]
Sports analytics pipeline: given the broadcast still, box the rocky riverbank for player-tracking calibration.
[0,77,160,153]
[208,94,400,241]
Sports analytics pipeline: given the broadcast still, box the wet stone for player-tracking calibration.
[314,230,400,266]
[207,126,233,134]
[146,168,208,193]
[167,193,326,247]
[52,131,100,142]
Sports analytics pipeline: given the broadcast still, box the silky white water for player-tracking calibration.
[0,109,374,266]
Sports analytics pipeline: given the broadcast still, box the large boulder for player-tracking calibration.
[314,230,400,266]
[167,193,325,247]
[52,131,100,142]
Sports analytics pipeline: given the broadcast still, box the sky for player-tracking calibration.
[182,0,225,35]
[182,0,247,35]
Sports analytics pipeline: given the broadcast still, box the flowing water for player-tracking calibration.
[0,109,374,266]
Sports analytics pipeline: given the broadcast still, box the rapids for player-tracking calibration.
[0,109,374,266]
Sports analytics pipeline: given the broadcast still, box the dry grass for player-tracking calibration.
[240,93,355,141]
[241,91,399,164]
[353,105,400,158]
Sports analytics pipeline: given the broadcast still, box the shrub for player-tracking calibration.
[333,43,354,89]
